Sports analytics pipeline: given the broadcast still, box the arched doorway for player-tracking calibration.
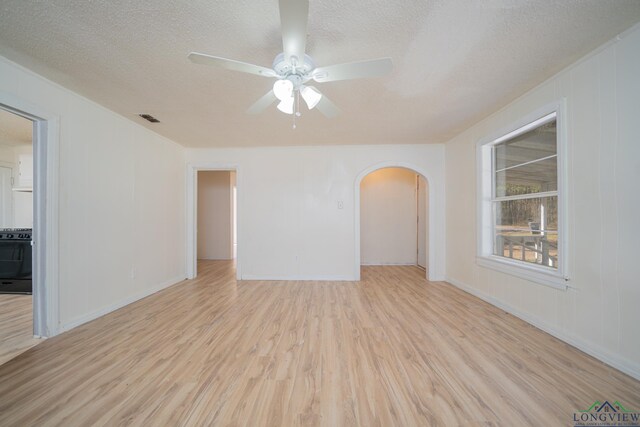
[354,162,435,281]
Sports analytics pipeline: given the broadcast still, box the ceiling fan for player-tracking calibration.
[188,0,392,121]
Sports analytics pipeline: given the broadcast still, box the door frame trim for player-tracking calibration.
[186,163,241,280]
[0,92,60,337]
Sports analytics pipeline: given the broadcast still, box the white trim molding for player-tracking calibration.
[445,276,640,381]
[60,276,185,332]
[476,99,569,290]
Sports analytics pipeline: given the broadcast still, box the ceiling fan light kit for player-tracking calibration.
[188,0,392,125]
[301,86,322,110]
[277,96,295,115]
[273,79,294,102]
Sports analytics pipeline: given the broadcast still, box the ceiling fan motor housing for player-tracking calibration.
[272,53,315,88]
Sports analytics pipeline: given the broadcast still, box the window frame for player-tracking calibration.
[476,100,569,289]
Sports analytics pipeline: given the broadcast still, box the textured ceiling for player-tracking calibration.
[0,0,639,148]
[0,109,32,147]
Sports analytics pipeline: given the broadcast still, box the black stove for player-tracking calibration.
[0,228,32,240]
[0,228,32,294]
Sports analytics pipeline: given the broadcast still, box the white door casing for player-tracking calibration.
[0,93,60,338]
[417,175,428,269]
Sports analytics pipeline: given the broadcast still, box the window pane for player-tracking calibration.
[493,196,558,269]
[495,156,557,197]
[494,120,557,197]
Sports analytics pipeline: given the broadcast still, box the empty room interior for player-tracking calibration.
[0,1,639,425]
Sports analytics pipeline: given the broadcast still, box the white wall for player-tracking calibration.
[0,146,14,164]
[361,167,418,265]
[186,144,445,281]
[0,55,186,332]
[445,24,640,379]
[197,171,233,260]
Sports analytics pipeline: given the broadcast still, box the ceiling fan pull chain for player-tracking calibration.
[292,90,301,129]
[292,95,297,129]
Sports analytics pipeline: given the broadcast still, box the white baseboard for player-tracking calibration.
[240,274,355,281]
[445,276,640,382]
[59,275,186,333]
[361,262,416,266]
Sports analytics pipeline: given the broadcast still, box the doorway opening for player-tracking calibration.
[187,164,240,280]
[197,170,237,263]
[0,108,39,364]
[0,94,59,347]
[358,166,429,278]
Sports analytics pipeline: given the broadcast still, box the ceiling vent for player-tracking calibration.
[138,114,160,123]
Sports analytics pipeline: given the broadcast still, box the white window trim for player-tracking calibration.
[476,99,569,290]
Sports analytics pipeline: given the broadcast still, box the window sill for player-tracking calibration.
[476,256,568,290]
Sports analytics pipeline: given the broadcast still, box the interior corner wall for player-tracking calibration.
[444,25,640,379]
[197,171,233,260]
[186,144,445,281]
[0,55,187,333]
[360,168,418,265]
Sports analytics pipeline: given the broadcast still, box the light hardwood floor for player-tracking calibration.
[0,261,638,426]
[0,294,40,366]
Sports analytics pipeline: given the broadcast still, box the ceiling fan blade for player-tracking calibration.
[315,94,340,118]
[312,57,393,83]
[279,0,309,64]
[247,90,278,114]
[188,52,276,77]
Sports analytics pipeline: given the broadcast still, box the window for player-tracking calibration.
[477,101,568,289]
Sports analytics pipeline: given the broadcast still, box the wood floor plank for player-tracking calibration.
[0,294,40,366]
[0,261,638,426]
